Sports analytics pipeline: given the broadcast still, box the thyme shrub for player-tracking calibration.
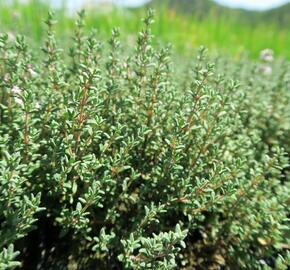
[0,10,289,270]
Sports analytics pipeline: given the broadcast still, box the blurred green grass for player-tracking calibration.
[0,0,289,58]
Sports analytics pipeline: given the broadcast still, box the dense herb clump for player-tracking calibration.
[0,10,289,270]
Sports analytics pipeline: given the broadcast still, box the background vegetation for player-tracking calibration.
[0,0,290,58]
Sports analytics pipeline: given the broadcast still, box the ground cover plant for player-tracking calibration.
[0,9,290,270]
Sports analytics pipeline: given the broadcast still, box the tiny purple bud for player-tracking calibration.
[260,49,274,62]
[14,97,24,106]
[11,86,22,95]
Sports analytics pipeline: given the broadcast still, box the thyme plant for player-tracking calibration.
[0,10,289,270]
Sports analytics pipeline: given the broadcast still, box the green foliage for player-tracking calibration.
[0,9,289,270]
[1,0,290,59]
[153,0,290,27]
[0,245,20,270]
